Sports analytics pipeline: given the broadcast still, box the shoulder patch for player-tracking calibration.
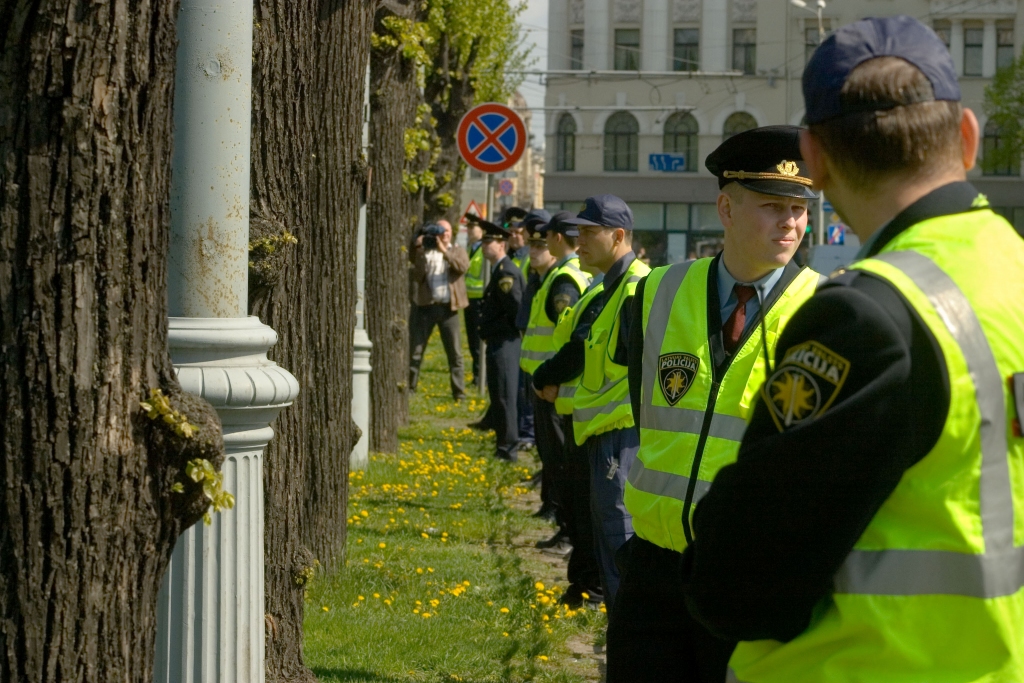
[762,340,851,431]
[498,276,514,293]
[553,293,572,314]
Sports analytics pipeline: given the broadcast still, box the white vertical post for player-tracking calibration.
[549,0,570,70]
[585,0,610,70]
[982,19,997,77]
[951,19,965,77]
[352,62,373,471]
[642,0,670,71]
[155,0,299,681]
[702,0,729,73]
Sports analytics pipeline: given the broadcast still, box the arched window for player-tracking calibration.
[555,114,576,172]
[723,111,757,140]
[983,119,1021,177]
[604,111,639,172]
[663,112,698,172]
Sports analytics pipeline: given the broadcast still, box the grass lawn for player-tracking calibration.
[303,332,607,682]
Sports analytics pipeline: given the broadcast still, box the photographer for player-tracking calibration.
[407,220,470,401]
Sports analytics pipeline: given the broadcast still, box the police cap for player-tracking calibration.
[479,218,511,241]
[538,210,580,237]
[803,16,960,125]
[562,194,634,230]
[501,206,529,227]
[704,125,817,199]
[522,209,552,229]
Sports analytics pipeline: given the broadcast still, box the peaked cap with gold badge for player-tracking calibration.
[704,125,817,199]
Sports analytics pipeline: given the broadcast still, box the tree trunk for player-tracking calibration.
[250,0,371,680]
[366,9,420,453]
[0,1,223,680]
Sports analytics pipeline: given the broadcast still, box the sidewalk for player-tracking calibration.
[304,333,606,682]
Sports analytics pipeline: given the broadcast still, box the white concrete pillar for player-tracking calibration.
[549,0,570,70]
[983,19,997,77]
[585,0,610,70]
[156,0,299,680]
[702,0,728,72]
[951,19,965,76]
[352,63,372,471]
[643,0,670,70]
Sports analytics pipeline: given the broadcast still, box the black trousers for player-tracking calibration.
[408,303,465,400]
[464,298,483,382]
[533,395,567,528]
[562,415,602,594]
[517,369,535,443]
[485,336,520,461]
[607,536,736,683]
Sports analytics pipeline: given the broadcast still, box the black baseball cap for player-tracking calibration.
[539,210,580,237]
[563,194,634,230]
[522,209,552,229]
[705,125,817,199]
[803,15,960,125]
[479,218,511,241]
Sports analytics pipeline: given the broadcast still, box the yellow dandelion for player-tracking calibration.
[534,582,545,591]
[499,607,510,614]
[321,606,329,612]
[537,655,548,661]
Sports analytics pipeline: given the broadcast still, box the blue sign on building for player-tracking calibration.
[649,154,687,172]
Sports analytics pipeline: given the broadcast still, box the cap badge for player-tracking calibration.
[776,160,799,177]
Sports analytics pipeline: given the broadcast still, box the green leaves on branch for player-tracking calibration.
[186,458,236,525]
[984,55,1024,169]
[141,388,199,439]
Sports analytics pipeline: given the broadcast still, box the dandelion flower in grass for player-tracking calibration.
[422,612,432,618]
[427,567,434,573]
[581,592,589,600]
[358,595,365,601]
[416,568,424,574]
[373,593,380,598]
[384,599,392,606]
[537,655,548,661]
[542,615,549,621]
[321,606,329,612]
[378,543,386,549]
[499,607,510,614]
[502,632,509,637]
[534,582,545,591]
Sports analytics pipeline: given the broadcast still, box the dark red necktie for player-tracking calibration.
[723,285,757,354]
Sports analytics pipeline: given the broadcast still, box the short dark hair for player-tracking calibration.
[809,56,963,190]
[563,234,578,248]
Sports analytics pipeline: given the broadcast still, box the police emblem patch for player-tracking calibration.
[498,276,514,293]
[763,340,850,431]
[553,293,572,314]
[658,353,700,406]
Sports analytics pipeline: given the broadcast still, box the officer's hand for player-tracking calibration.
[541,385,558,402]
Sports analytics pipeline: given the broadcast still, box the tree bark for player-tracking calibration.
[366,5,420,453]
[250,0,371,680]
[0,1,223,680]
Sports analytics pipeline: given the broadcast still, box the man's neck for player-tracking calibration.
[833,169,967,245]
[721,251,777,284]
[596,247,632,275]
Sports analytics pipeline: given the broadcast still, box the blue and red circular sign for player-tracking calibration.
[457,103,527,174]
[498,179,514,196]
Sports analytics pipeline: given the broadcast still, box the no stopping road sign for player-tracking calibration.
[457,103,527,174]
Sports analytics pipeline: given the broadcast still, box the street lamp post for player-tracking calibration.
[790,0,827,245]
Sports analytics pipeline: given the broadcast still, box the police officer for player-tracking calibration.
[522,212,591,549]
[476,218,526,462]
[680,17,1024,682]
[514,209,550,454]
[558,195,651,609]
[463,218,486,383]
[608,127,821,682]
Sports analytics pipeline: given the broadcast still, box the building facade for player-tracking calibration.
[544,0,1024,265]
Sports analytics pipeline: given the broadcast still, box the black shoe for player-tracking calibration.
[560,584,604,609]
[541,540,573,557]
[535,531,569,549]
[468,420,494,431]
[532,506,556,522]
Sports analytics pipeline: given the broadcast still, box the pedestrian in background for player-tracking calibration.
[408,219,469,401]
[464,219,487,383]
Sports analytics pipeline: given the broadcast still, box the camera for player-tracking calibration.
[421,223,445,250]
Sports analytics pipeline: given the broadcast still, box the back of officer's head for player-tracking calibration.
[803,17,966,192]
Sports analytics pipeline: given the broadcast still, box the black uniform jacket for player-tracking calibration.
[479,256,525,344]
[533,252,635,391]
[676,183,990,643]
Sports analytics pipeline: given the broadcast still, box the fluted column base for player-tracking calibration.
[351,328,372,470]
[155,316,299,683]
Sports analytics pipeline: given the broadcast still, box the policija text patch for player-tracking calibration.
[763,341,850,431]
[659,353,700,406]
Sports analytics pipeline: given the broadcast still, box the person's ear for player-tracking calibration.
[799,128,830,191]
[717,191,734,228]
[961,107,980,172]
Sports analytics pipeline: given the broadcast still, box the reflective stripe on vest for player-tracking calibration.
[521,257,590,373]
[836,250,1012,598]
[466,244,485,299]
[572,261,651,444]
[627,259,820,552]
[552,281,605,415]
[728,207,1024,683]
